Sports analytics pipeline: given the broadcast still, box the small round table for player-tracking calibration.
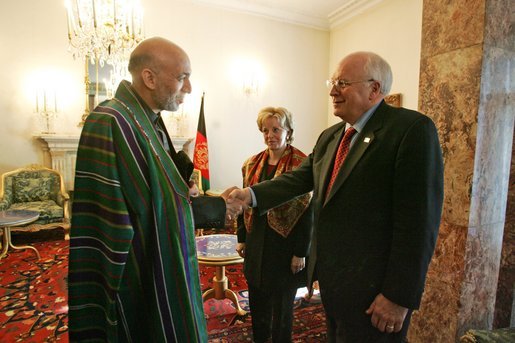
[0,209,41,259]
[196,234,246,316]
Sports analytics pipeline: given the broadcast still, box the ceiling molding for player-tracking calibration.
[189,0,387,31]
[191,0,330,31]
[328,0,386,29]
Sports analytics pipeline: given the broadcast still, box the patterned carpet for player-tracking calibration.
[0,240,68,342]
[201,265,327,342]
[0,238,326,342]
[206,294,327,342]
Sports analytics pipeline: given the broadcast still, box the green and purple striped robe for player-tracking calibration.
[68,80,207,342]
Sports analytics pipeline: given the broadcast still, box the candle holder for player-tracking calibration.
[39,111,57,134]
[166,106,189,138]
[35,90,58,134]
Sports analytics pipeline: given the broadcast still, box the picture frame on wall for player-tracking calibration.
[385,93,402,107]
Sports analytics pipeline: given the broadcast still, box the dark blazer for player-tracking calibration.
[252,101,444,320]
[237,201,313,289]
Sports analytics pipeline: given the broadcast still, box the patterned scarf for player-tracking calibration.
[242,145,311,238]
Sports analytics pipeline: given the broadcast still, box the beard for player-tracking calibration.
[152,91,180,112]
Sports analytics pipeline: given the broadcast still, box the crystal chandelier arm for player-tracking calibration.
[65,0,144,126]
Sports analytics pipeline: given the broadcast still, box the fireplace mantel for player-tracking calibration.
[170,136,194,154]
[35,134,80,191]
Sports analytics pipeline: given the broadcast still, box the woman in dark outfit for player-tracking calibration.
[236,106,313,343]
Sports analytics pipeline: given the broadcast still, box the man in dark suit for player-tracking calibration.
[229,51,444,342]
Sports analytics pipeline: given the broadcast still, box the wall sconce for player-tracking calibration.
[242,70,260,96]
[25,68,78,134]
[231,58,265,97]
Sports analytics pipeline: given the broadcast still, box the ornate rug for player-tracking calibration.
[200,263,327,342]
[0,240,68,342]
[0,239,326,342]
[206,295,327,342]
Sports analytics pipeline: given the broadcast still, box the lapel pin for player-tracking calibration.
[364,137,371,143]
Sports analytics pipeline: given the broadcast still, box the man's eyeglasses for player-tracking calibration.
[326,79,375,90]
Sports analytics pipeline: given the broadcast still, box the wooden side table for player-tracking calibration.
[196,234,246,316]
[0,210,41,259]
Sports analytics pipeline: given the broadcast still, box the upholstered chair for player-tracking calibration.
[0,164,70,240]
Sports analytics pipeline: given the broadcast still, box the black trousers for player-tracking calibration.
[248,283,298,343]
[325,309,412,343]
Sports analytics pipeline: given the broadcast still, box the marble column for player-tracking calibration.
[408,0,514,342]
[494,128,514,328]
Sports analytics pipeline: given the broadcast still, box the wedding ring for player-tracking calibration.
[386,325,394,330]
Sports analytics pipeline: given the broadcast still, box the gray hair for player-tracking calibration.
[128,53,153,75]
[361,52,393,95]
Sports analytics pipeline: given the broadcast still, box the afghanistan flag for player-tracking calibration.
[193,93,210,191]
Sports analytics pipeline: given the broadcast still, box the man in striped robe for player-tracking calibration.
[68,37,232,342]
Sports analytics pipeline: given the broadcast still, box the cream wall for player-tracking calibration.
[0,0,329,190]
[328,0,423,125]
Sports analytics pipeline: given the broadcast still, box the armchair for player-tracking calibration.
[0,164,70,240]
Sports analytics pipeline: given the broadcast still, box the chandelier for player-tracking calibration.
[65,0,144,125]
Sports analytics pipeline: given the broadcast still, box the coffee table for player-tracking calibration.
[0,209,41,259]
[196,234,246,316]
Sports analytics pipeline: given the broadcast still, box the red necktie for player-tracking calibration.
[326,127,357,197]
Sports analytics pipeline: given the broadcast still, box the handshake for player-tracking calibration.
[220,187,252,222]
